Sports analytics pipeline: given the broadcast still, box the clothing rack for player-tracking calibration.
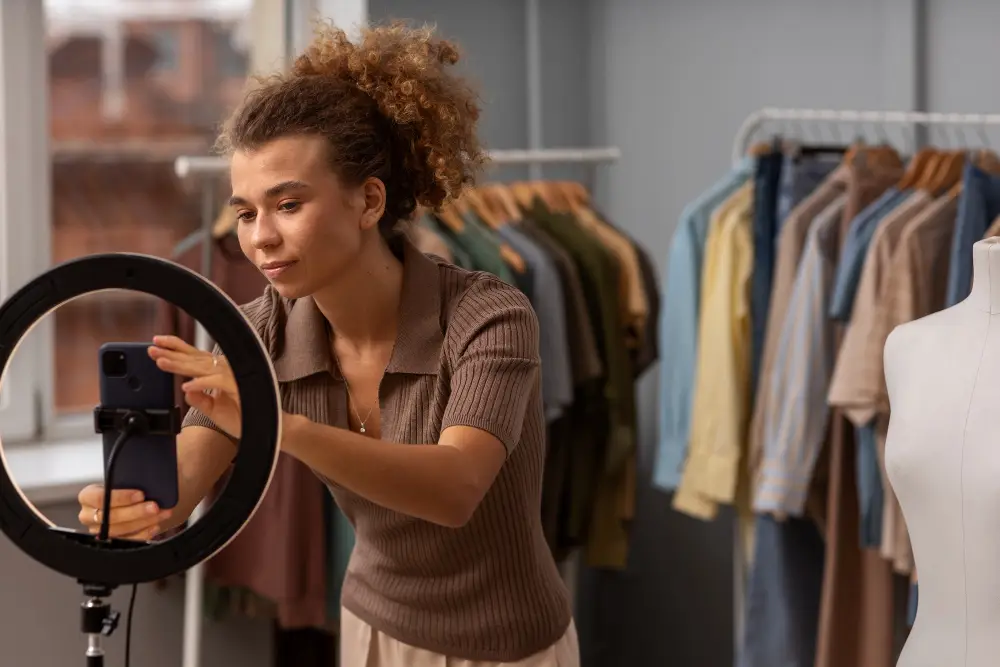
[173,145,621,667]
[729,106,1000,663]
[733,107,1000,165]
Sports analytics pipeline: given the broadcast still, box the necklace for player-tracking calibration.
[331,352,384,435]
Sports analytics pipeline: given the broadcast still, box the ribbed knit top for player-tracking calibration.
[183,238,572,661]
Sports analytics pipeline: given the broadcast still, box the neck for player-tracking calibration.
[312,235,404,352]
[967,237,1000,314]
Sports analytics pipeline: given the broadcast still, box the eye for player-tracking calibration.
[236,210,256,222]
[278,201,300,213]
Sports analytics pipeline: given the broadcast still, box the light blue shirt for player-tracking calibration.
[652,159,753,492]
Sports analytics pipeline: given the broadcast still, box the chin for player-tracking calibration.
[268,280,311,300]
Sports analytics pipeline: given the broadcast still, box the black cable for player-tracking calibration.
[97,413,142,666]
[99,421,136,542]
[125,583,138,667]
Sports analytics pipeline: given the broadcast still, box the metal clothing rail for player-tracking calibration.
[733,106,1000,165]
[173,147,623,179]
[729,106,1000,663]
[175,144,621,667]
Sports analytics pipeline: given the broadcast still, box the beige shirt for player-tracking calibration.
[827,191,933,424]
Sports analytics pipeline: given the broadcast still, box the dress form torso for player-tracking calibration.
[885,237,1000,667]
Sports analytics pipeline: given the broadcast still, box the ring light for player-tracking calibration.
[0,253,282,665]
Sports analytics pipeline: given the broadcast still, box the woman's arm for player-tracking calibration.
[283,416,506,527]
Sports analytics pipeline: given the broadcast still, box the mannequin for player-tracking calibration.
[884,237,1000,667]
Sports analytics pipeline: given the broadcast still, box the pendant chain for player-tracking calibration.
[332,353,385,435]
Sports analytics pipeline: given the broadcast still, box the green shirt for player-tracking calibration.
[528,200,636,476]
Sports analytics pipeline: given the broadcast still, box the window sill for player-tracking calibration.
[5,438,103,506]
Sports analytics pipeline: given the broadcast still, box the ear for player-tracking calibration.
[358,177,387,231]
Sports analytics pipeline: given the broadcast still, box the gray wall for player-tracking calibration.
[0,503,270,667]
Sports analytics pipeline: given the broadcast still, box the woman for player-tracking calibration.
[76,21,576,667]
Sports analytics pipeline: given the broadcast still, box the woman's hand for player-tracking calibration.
[148,335,242,438]
[77,484,173,541]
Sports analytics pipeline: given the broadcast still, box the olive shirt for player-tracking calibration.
[183,237,572,662]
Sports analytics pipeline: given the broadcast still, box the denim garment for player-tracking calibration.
[750,150,784,391]
[829,188,911,321]
[776,153,840,226]
[946,161,1000,306]
[738,514,825,667]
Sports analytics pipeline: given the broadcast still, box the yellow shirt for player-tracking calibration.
[673,182,754,522]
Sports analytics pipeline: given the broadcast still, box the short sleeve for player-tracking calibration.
[179,291,277,441]
[440,277,541,456]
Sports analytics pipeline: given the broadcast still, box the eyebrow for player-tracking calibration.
[228,180,311,207]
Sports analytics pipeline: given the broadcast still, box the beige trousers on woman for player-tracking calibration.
[340,607,580,667]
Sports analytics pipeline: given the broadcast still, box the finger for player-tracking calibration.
[182,375,237,396]
[154,354,217,379]
[184,390,215,414]
[88,510,171,538]
[80,501,164,528]
[126,525,163,543]
[152,335,199,353]
[78,485,145,510]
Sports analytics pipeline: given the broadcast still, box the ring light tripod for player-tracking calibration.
[0,253,282,666]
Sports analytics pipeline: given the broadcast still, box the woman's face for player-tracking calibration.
[229,134,384,299]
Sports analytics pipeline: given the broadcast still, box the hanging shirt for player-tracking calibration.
[750,149,784,393]
[777,150,842,224]
[497,224,574,421]
[672,182,754,520]
[652,157,753,492]
[752,193,848,515]
[747,165,852,499]
[945,161,1000,306]
[755,158,902,516]
[869,193,959,575]
[828,187,911,321]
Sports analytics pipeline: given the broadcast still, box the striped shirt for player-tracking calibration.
[184,237,572,661]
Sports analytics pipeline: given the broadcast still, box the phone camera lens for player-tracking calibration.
[101,351,128,378]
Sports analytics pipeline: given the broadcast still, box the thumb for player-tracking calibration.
[185,390,215,415]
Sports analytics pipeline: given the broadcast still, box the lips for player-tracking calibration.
[260,260,297,279]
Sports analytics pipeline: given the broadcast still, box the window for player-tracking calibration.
[1,0,255,448]
[2,0,362,460]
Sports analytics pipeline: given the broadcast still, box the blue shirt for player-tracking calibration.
[946,161,1000,306]
[829,188,910,321]
[652,158,753,492]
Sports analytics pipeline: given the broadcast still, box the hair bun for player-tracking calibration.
[292,21,486,208]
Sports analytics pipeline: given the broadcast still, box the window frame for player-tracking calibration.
[0,0,50,445]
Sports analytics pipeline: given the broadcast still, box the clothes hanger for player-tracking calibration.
[913,149,946,192]
[927,150,965,194]
[509,182,537,209]
[463,189,503,229]
[435,203,466,232]
[486,184,523,222]
[897,147,938,190]
[975,148,1000,174]
[473,187,509,224]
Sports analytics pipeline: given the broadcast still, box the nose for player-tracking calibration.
[249,212,281,250]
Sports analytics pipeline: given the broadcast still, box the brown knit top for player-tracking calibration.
[183,238,572,661]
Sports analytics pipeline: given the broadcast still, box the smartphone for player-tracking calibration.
[98,342,179,509]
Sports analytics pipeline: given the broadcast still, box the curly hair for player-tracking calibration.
[216,21,488,239]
